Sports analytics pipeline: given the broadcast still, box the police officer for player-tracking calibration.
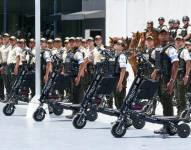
[169,19,175,39]
[0,35,2,47]
[145,20,159,46]
[185,40,191,91]
[47,39,54,50]
[177,16,191,41]
[40,38,51,87]
[151,27,179,134]
[185,40,191,54]
[113,39,128,109]
[144,36,156,63]
[0,33,11,95]
[170,19,180,40]
[76,37,87,57]
[52,37,65,98]
[18,38,34,97]
[95,35,105,50]
[157,17,168,31]
[82,39,87,49]
[65,37,85,119]
[174,35,191,117]
[63,39,70,51]
[143,36,156,77]
[0,35,4,100]
[7,36,22,88]
[83,37,95,90]
[168,19,175,30]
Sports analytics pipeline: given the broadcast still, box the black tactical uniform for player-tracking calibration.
[154,44,179,116]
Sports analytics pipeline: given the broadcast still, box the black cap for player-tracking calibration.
[147,20,153,26]
[182,16,190,21]
[174,19,180,24]
[168,19,175,24]
[158,17,165,21]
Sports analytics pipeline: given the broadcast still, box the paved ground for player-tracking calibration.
[0,102,191,150]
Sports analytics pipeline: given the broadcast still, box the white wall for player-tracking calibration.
[106,0,127,44]
[106,0,191,45]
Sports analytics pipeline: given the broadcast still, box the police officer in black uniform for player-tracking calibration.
[151,26,179,134]
[65,37,85,119]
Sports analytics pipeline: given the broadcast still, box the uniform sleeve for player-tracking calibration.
[151,49,156,60]
[187,26,191,35]
[118,54,127,68]
[62,51,67,63]
[74,52,84,64]
[15,47,22,57]
[43,51,51,62]
[181,48,191,61]
[166,47,179,63]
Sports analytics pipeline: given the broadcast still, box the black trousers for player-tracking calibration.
[71,77,84,104]
[0,74,4,99]
[158,78,174,116]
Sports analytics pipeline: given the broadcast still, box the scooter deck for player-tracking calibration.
[59,103,81,111]
[152,115,178,121]
[97,107,120,117]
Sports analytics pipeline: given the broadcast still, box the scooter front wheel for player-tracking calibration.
[3,104,15,116]
[72,113,87,129]
[177,123,190,138]
[111,121,127,138]
[33,108,46,122]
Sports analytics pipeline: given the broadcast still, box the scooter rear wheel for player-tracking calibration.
[131,114,145,129]
[33,108,46,122]
[52,103,64,116]
[111,122,127,138]
[3,104,15,116]
[72,113,87,129]
[177,123,190,138]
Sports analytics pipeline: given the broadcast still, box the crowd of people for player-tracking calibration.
[1,15,191,134]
